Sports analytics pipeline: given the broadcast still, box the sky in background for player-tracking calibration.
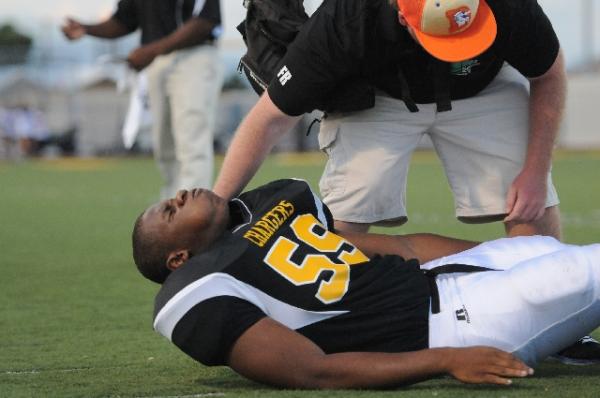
[0,0,599,69]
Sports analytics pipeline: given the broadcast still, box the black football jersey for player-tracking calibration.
[153,179,431,366]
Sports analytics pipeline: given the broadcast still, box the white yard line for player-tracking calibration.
[4,370,40,375]
[3,367,104,375]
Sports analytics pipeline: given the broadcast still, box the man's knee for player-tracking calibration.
[510,246,596,307]
[334,220,371,234]
[505,206,562,239]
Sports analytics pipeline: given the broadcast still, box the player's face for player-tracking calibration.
[142,188,230,254]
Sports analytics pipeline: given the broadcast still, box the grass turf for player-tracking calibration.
[1,151,599,397]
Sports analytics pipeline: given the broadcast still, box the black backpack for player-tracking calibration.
[236,0,423,113]
[237,0,308,95]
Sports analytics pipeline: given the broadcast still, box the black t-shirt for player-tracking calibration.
[112,0,221,44]
[268,0,560,116]
[152,179,431,366]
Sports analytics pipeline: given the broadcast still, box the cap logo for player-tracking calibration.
[397,0,496,62]
[446,7,472,33]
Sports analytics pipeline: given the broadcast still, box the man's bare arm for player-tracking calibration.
[505,49,566,224]
[339,231,479,263]
[61,17,131,40]
[228,317,532,389]
[127,17,218,70]
[213,92,301,199]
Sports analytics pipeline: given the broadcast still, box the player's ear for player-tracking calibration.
[397,11,407,26]
[166,250,191,271]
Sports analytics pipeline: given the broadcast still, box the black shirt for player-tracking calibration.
[153,179,431,366]
[112,0,221,45]
[268,0,560,116]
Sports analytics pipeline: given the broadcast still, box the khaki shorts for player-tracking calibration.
[318,64,559,225]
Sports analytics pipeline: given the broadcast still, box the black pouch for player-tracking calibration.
[237,0,308,94]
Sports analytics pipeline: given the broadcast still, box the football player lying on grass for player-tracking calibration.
[132,179,600,388]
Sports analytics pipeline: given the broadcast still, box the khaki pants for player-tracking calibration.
[318,64,559,225]
[147,45,223,199]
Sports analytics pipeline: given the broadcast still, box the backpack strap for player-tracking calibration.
[431,60,452,112]
[425,264,496,314]
[377,68,419,113]
[396,68,419,112]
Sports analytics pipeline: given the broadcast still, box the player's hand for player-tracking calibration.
[504,169,548,223]
[446,346,533,385]
[61,18,86,40]
[127,44,160,71]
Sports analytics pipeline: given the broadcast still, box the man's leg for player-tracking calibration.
[422,235,566,272]
[168,46,223,192]
[431,64,561,236]
[505,244,600,365]
[428,64,599,362]
[334,221,370,234]
[147,55,178,199]
[318,96,433,233]
[430,241,600,366]
[505,205,561,239]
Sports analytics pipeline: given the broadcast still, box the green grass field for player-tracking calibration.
[1,151,600,397]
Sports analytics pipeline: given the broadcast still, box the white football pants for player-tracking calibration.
[425,236,600,365]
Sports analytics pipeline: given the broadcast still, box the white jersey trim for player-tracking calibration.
[311,191,328,228]
[290,178,328,228]
[154,272,347,341]
[230,198,252,233]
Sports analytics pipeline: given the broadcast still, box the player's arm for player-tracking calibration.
[338,231,479,263]
[127,17,218,71]
[228,317,532,388]
[505,48,566,223]
[61,17,131,40]
[213,92,301,199]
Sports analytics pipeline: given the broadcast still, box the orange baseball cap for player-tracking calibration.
[397,0,497,62]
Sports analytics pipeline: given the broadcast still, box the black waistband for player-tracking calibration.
[424,264,496,314]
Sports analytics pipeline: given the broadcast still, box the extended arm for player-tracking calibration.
[61,17,131,40]
[339,231,479,263]
[213,92,301,199]
[126,17,218,70]
[505,49,566,223]
[228,317,532,389]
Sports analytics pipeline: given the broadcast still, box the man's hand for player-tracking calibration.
[446,346,533,385]
[504,49,565,227]
[504,169,548,223]
[61,18,86,40]
[127,44,162,71]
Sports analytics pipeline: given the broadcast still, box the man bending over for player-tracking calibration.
[132,179,600,388]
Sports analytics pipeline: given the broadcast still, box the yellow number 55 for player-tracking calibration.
[264,214,369,304]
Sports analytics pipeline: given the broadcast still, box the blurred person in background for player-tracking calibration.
[62,0,223,199]
[0,104,50,157]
